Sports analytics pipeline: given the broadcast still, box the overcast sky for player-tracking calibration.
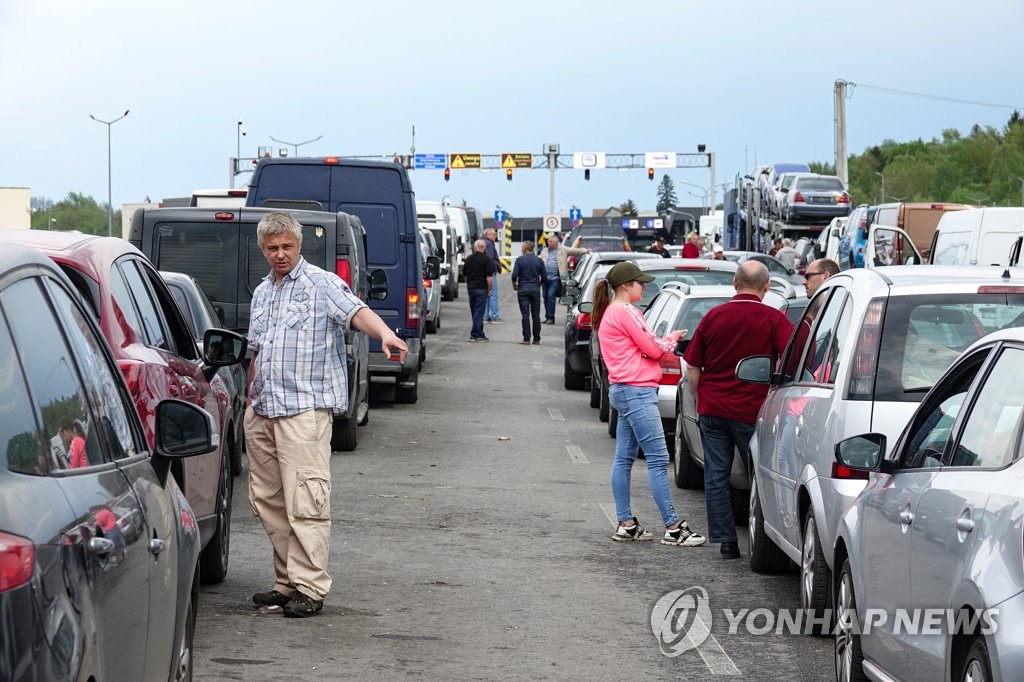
[3,0,1022,218]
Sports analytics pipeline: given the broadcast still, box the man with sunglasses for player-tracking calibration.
[802,258,839,298]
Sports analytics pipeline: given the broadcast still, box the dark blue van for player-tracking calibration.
[246,157,425,403]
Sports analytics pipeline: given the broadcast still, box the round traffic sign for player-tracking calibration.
[544,215,560,231]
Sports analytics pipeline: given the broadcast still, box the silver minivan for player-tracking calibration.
[737,266,1024,629]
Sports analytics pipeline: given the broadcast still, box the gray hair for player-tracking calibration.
[257,211,303,249]
[522,240,535,253]
[474,239,487,253]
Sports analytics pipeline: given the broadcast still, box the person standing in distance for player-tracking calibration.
[511,240,547,345]
[483,227,503,322]
[593,261,708,547]
[683,261,792,560]
[245,211,407,617]
[539,235,588,324]
[681,232,702,258]
[463,239,495,342]
[648,235,672,258]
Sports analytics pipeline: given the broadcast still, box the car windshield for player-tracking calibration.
[577,236,627,252]
[876,294,1024,399]
[795,177,845,192]
[637,268,736,307]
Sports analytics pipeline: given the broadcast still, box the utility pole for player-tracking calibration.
[835,80,849,187]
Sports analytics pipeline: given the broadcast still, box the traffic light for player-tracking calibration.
[506,168,513,182]
[648,168,655,181]
[584,169,591,181]
[444,168,450,182]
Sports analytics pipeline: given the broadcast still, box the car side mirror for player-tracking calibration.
[202,329,247,372]
[834,433,886,472]
[831,229,839,239]
[425,256,441,280]
[673,338,690,356]
[369,269,388,301]
[735,355,772,384]
[150,399,218,486]
[578,302,594,313]
[566,279,579,288]
[558,295,576,306]
[436,247,445,259]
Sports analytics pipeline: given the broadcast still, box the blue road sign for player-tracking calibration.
[621,218,631,230]
[494,210,506,223]
[414,153,448,170]
[569,208,582,221]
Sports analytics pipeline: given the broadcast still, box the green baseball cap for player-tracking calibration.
[606,261,655,288]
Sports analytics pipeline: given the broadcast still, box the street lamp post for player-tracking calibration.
[89,109,129,237]
[231,118,247,189]
[875,171,885,204]
[269,134,323,157]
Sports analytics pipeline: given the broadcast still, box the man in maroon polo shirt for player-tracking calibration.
[683,261,793,560]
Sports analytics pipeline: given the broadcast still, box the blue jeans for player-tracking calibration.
[517,289,541,341]
[698,415,755,544]
[486,275,500,320]
[608,384,678,527]
[468,287,488,339]
[543,276,560,322]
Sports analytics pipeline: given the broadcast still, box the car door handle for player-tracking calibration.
[900,511,914,525]
[149,538,166,556]
[956,518,974,533]
[795,415,804,439]
[88,537,115,555]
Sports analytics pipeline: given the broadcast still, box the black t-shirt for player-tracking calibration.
[463,252,496,289]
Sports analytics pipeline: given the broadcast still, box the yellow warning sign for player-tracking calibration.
[501,153,533,169]
[449,153,480,169]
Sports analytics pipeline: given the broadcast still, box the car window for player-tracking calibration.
[751,255,788,275]
[108,263,146,340]
[154,221,235,304]
[166,283,199,338]
[822,299,853,385]
[676,297,729,336]
[245,223,330,296]
[805,290,847,383]
[644,293,675,336]
[638,270,733,308]
[901,349,989,469]
[951,347,1024,468]
[1,278,104,473]
[795,177,844,192]
[781,289,835,382]
[870,227,919,266]
[117,260,169,351]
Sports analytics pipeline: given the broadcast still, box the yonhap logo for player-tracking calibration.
[650,586,712,656]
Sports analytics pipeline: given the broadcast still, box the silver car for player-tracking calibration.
[832,325,1024,682]
[736,266,1024,632]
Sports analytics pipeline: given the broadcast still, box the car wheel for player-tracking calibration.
[199,449,233,584]
[598,371,610,422]
[395,370,419,404]
[172,583,196,682]
[331,409,359,452]
[425,317,437,334]
[801,510,833,634]
[589,373,600,408]
[958,636,993,682]
[435,311,441,331]
[608,406,618,438]
[673,416,703,489]
[834,558,867,682]
[564,358,586,391]
[748,471,790,573]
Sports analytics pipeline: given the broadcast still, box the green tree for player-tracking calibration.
[619,199,639,217]
[30,192,110,234]
[655,175,677,214]
[809,161,836,175]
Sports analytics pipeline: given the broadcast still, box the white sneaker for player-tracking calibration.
[612,517,654,542]
[662,521,707,547]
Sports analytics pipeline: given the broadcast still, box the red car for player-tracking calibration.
[0,230,245,584]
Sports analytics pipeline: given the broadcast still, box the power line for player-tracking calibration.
[843,80,1024,111]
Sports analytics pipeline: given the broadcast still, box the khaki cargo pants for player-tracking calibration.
[244,406,333,600]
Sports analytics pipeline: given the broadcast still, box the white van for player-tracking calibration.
[444,206,471,281]
[416,201,460,300]
[190,188,247,208]
[929,207,1024,266]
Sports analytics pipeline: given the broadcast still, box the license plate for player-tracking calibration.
[810,196,832,204]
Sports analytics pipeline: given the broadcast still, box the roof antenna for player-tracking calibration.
[1002,267,1012,280]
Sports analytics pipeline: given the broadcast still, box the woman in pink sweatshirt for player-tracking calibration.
[592,261,707,547]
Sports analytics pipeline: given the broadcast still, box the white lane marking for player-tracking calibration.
[533,361,543,370]
[598,502,739,675]
[536,381,549,392]
[548,408,564,421]
[566,445,588,464]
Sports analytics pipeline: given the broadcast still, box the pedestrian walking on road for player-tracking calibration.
[682,261,792,560]
[775,238,799,271]
[593,261,708,547]
[511,240,547,344]
[463,239,495,342]
[539,235,588,324]
[245,211,408,617]
[483,228,503,322]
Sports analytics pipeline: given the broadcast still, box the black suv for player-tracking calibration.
[130,206,373,450]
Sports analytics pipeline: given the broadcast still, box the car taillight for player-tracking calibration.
[830,462,869,480]
[674,265,709,271]
[839,192,849,204]
[324,156,341,165]
[576,312,592,331]
[423,277,432,289]
[793,192,805,203]
[659,355,682,386]
[848,300,884,399]
[623,241,631,252]
[568,255,577,270]
[335,259,352,287]
[0,531,34,592]
[214,212,235,221]
[406,288,420,327]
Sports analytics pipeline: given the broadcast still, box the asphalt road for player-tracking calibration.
[194,274,834,681]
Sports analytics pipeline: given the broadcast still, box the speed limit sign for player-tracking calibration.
[543,214,560,232]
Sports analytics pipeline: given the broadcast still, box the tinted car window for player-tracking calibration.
[108,263,146,340]
[639,269,735,308]
[0,309,47,474]
[1,279,101,473]
[795,177,844,192]
[877,294,1024,401]
[167,283,198,337]
[245,223,329,297]
[951,347,1024,468]
[155,222,234,304]
[805,290,847,383]
[577,236,626,252]
[117,260,168,351]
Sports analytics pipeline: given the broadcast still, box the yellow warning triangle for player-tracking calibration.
[501,154,516,169]
[451,154,465,169]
